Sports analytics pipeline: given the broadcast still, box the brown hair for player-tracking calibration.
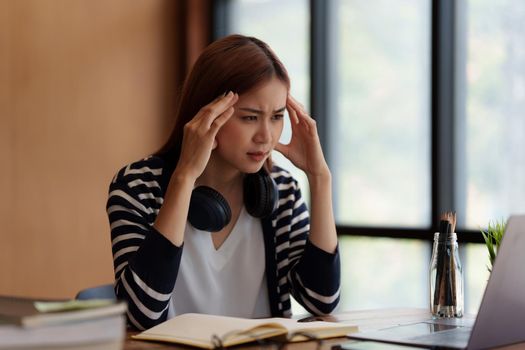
[156,34,290,164]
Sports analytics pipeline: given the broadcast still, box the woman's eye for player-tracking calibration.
[241,116,257,121]
[272,114,284,121]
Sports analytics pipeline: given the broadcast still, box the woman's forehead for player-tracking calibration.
[237,78,287,106]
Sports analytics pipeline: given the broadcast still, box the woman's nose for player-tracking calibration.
[253,121,272,143]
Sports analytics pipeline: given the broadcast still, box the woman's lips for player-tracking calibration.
[247,151,269,162]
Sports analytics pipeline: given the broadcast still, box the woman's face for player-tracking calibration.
[214,77,287,174]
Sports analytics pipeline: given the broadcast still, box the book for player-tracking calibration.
[0,314,126,349]
[0,295,127,327]
[0,295,127,349]
[132,313,358,349]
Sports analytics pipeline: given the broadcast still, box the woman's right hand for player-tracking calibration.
[174,91,239,181]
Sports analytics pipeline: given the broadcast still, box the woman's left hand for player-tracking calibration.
[274,95,330,178]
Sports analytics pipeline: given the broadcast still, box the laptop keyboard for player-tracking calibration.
[407,327,471,348]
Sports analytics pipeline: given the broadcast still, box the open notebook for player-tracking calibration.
[133,313,358,349]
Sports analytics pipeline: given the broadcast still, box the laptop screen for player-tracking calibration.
[468,214,525,349]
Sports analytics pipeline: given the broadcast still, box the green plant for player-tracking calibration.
[480,219,506,272]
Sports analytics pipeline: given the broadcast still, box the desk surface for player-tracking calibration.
[123,308,525,350]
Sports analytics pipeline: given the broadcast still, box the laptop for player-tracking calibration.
[345,214,525,349]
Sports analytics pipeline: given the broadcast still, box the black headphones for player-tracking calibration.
[187,169,279,232]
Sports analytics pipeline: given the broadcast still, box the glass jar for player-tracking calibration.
[429,232,464,318]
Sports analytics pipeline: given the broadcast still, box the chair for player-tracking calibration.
[75,284,116,300]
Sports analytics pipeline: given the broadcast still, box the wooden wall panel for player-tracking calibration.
[0,0,180,298]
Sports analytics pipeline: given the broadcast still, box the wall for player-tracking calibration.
[0,0,181,298]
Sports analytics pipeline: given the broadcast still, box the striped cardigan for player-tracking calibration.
[107,155,340,330]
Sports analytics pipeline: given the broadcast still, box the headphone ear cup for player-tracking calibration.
[188,186,231,232]
[244,170,278,218]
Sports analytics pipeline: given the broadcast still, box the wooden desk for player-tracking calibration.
[123,308,525,350]
[125,335,344,350]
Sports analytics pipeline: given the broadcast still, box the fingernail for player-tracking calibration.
[227,91,233,97]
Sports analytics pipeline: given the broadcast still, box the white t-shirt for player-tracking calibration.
[168,206,271,318]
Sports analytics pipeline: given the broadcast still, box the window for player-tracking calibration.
[456,0,525,228]
[214,0,524,315]
[333,0,431,227]
[339,236,428,311]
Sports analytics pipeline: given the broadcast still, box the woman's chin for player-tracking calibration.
[238,161,265,174]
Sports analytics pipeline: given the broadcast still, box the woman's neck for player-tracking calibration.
[197,156,243,193]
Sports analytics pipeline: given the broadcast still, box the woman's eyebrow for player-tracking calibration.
[238,107,286,114]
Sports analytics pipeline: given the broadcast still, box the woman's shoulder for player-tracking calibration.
[270,165,299,187]
[110,155,169,188]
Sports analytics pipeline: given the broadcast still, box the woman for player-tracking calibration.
[107,34,340,330]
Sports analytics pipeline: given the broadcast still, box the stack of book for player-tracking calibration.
[0,295,127,349]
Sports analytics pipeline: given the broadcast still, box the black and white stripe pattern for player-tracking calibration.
[107,156,340,330]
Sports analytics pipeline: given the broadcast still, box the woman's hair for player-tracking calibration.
[156,34,290,163]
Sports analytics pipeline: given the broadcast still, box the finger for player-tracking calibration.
[199,91,239,130]
[209,91,238,115]
[209,106,235,134]
[198,92,239,129]
[287,98,317,134]
[289,104,312,134]
[287,96,313,124]
[288,95,307,113]
[286,100,300,124]
[287,105,307,135]
[303,117,318,136]
[212,91,228,102]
